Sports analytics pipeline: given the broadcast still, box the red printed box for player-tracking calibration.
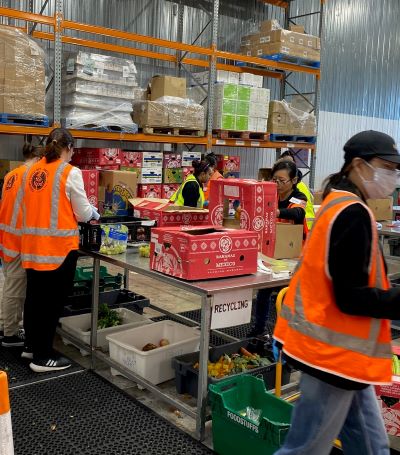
[122,151,143,168]
[80,169,99,206]
[208,179,277,257]
[162,184,180,200]
[376,346,400,436]
[131,198,209,227]
[163,153,182,168]
[138,184,162,199]
[216,155,240,172]
[150,226,258,280]
[79,164,120,171]
[72,148,122,166]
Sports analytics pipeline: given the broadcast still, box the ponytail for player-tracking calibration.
[44,128,74,163]
[322,161,363,199]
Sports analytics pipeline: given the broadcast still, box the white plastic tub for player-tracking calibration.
[106,320,200,385]
[59,308,152,356]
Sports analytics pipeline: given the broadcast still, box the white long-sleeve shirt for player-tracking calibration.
[65,167,93,222]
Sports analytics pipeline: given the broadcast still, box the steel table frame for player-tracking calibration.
[65,250,290,440]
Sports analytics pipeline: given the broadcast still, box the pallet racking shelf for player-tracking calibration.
[0,1,321,184]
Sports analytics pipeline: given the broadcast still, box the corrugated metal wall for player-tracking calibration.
[1,0,400,190]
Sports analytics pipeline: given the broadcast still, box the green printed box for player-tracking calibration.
[215,83,238,100]
[236,101,250,116]
[214,113,236,130]
[235,115,249,131]
[163,168,184,184]
[237,85,251,101]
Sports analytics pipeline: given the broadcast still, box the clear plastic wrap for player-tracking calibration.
[63,79,134,100]
[267,100,316,136]
[62,93,132,112]
[132,97,205,130]
[0,25,46,117]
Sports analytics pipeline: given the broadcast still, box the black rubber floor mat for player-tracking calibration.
[0,346,83,389]
[10,370,214,455]
[392,327,400,340]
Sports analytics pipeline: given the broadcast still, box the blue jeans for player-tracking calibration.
[275,373,389,455]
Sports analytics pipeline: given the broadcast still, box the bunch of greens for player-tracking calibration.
[97,304,123,329]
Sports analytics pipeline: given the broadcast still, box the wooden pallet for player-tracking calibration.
[142,127,205,137]
[269,133,317,144]
[213,130,270,141]
[0,112,49,127]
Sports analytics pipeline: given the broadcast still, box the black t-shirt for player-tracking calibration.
[286,184,400,389]
[182,178,200,207]
[278,188,307,224]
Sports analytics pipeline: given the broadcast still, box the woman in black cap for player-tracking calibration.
[273,130,400,455]
[170,159,213,208]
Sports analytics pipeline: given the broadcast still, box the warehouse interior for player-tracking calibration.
[1,0,400,454]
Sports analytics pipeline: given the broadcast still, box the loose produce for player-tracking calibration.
[139,244,150,257]
[141,338,171,351]
[159,338,170,347]
[97,304,122,329]
[193,347,272,379]
[100,224,129,255]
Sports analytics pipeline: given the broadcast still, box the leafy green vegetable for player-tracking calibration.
[97,304,123,329]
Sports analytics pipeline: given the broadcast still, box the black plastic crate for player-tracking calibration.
[172,338,291,398]
[79,216,154,251]
[63,289,150,317]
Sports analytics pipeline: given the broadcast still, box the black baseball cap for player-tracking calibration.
[344,130,400,167]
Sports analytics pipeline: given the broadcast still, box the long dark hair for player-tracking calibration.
[192,159,210,177]
[44,128,74,163]
[271,160,298,186]
[22,143,43,160]
[204,152,217,167]
[322,156,374,199]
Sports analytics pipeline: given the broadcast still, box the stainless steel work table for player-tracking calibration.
[58,250,291,441]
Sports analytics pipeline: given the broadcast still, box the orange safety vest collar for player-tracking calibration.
[20,158,79,271]
[274,190,392,385]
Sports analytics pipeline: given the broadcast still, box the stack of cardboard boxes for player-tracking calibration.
[131,76,205,131]
[240,20,320,63]
[0,26,46,116]
[62,51,138,130]
[213,82,270,132]
[268,100,316,136]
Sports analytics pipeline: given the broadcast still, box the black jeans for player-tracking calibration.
[24,251,78,360]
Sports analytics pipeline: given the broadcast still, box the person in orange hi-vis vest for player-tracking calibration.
[21,128,99,373]
[248,160,308,338]
[273,130,400,455]
[203,153,223,206]
[0,143,42,348]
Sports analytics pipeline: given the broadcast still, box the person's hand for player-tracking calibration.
[203,200,209,208]
[91,205,100,221]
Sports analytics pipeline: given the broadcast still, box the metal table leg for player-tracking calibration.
[123,268,129,288]
[196,294,212,441]
[90,257,100,370]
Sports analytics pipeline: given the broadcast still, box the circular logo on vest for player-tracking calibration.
[30,168,49,191]
[5,174,17,191]
[219,236,232,254]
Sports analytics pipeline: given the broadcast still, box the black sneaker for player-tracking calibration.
[29,356,71,373]
[21,346,33,360]
[0,330,3,339]
[2,331,25,347]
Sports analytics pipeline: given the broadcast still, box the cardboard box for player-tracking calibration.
[138,184,162,199]
[80,169,99,206]
[163,168,183,184]
[120,166,141,178]
[122,151,143,168]
[150,75,187,101]
[249,102,269,118]
[0,160,24,179]
[131,198,209,227]
[259,19,281,33]
[209,179,277,257]
[258,29,317,49]
[213,113,236,131]
[250,87,270,103]
[182,151,202,167]
[139,167,163,184]
[72,148,122,167]
[367,198,393,221]
[239,73,263,88]
[216,155,240,172]
[254,42,320,62]
[99,170,138,216]
[131,101,169,127]
[161,184,180,200]
[150,226,258,280]
[289,24,305,34]
[163,152,182,169]
[274,223,303,259]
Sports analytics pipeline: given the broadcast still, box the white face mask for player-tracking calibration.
[361,160,399,199]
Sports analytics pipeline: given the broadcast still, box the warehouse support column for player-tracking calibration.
[0,371,14,455]
[53,0,63,126]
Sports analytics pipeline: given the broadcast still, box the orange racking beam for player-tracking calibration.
[261,0,289,8]
[62,20,213,57]
[0,124,52,136]
[0,6,54,26]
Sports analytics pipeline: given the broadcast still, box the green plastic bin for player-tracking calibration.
[209,375,292,455]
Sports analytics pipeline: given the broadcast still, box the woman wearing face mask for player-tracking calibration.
[20,128,99,373]
[273,130,400,455]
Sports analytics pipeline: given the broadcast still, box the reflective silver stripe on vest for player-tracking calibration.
[20,253,65,264]
[10,164,30,228]
[0,244,19,258]
[0,224,22,235]
[23,228,79,237]
[282,193,392,359]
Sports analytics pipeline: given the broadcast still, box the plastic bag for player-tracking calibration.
[99,224,128,255]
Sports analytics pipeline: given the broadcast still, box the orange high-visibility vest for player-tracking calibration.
[204,170,223,202]
[274,190,392,385]
[21,158,79,271]
[0,164,30,262]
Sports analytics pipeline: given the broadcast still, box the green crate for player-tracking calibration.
[74,266,123,288]
[209,375,292,455]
